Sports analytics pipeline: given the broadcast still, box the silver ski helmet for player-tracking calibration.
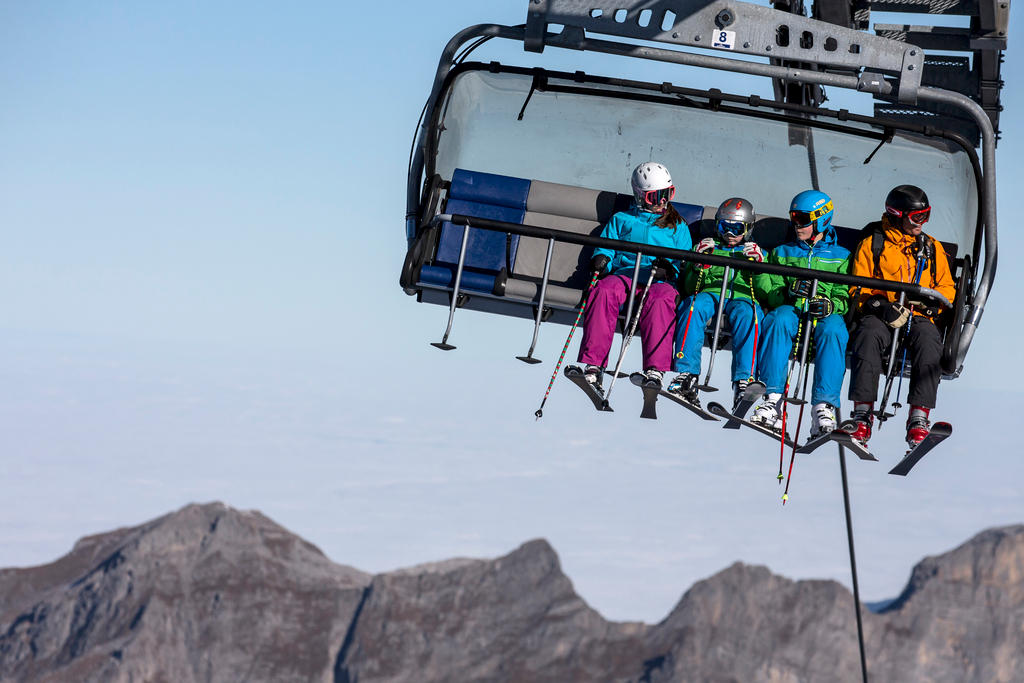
[715,197,755,239]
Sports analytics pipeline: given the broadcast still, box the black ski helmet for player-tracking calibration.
[885,185,929,216]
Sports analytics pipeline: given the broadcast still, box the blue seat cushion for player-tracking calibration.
[451,169,531,210]
[437,198,523,272]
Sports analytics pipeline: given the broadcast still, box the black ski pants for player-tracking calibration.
[848,314,943,409]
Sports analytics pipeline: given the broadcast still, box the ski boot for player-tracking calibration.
[750,393,783,431]
[810,402,838,438]
[667,372,700,405]
[731,379,749,412]
[643,368,664,388]
[842,408,873,445]
[906,415,931,450]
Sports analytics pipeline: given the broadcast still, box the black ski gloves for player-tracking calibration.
[865,295,910,328]
[590,254,611,277]
[651,257,675,282]
[806,296,834,319]
[789,279,814,300]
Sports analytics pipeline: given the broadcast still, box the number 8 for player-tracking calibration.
[720,31,728,42]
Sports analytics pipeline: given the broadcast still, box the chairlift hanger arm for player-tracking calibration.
[438,213,952,309]
[526,0,924,102]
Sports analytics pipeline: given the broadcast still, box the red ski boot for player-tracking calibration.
[906,416,931,450]
[844,409,874,445]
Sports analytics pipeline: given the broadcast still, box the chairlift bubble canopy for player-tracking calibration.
[402,0,1004,378]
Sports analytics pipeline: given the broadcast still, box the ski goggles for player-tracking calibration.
[716,220,749,238]
[789,200,833,228]
[635,186,676,207]
[885,204,931,225]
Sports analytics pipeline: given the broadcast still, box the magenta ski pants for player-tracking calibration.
[577,275,678,371]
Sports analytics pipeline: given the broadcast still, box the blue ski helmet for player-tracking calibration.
[789,190,834,238]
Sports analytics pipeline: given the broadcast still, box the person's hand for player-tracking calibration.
[694,238,716,269]
[651,257,675,282]
[866,295,910,328]
[806,296,834,320]
[590,254,611,277]
[789,279,813,300]
[741,242,764,263]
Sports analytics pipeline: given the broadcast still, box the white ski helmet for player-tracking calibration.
[631,162,675,209]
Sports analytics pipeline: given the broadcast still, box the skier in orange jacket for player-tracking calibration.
[844,185,957,450]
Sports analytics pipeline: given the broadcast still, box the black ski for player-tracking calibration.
[707,402,799,447]
[721,381,767,430]
[796,430,836,455]
[564,366,612,412]
[828,423,879,461]
[633,374,720,421]
[888,421,952,476]
[628,372,661,419]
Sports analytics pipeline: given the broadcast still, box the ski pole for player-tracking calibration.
[534,271,600,419]
[603,265,657,409]
[876,291,908,425]
[745,270,760,383]
[788,279,820,406]
[890,246,928,416]
[674,267,706,363]
[783,333,814,505]
[777,325,802,481]
[699,265,732,392]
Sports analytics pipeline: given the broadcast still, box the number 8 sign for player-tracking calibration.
[712,30,736,50]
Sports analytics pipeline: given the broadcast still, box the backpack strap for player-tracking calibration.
[870,228,885,280]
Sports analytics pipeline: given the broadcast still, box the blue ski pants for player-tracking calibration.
[757,305,849,407]
[672,292,762,382]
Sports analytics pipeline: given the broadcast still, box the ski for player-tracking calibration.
[564,366,612,412]
[721,381,767,430]
[628,372,661,420]
[707,402,799,447]
[828,423,879,461]
[634,374,720,421]
[796,430,836,455]
[888,422,952,476]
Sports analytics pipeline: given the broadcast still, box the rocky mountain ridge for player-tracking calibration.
[1,503,1020,682]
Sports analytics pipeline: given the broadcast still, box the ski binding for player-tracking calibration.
[628,372,662,419]
[564,366,612,412]
[720,381,766,430]
[828,422,879,461]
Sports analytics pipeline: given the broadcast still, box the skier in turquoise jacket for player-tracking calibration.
[750,190,851,438]
[571,162,693,392]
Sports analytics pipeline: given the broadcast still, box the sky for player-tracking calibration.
[1,2,1021,624]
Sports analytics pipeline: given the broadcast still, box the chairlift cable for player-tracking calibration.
[839,446,870,683]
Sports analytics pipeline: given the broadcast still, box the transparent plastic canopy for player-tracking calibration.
[434,69,978,250]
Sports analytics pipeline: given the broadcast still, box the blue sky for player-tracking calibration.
[1,2,1021,623]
